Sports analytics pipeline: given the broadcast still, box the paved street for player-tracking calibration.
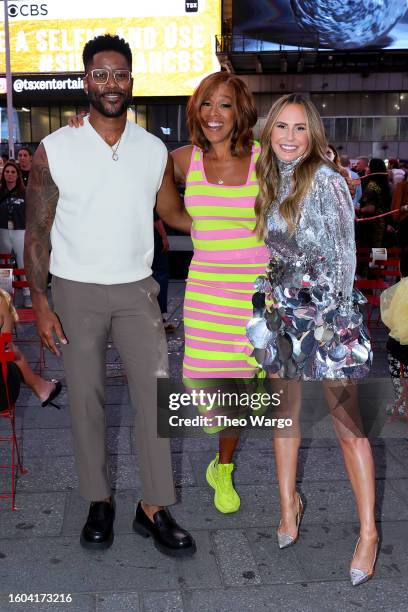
[0,281,407,612]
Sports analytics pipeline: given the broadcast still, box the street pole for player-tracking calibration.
[3,0,15,159]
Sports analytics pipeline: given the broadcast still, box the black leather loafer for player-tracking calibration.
[133,501,196,557]
[80,500,115,550]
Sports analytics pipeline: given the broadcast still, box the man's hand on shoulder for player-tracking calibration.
[68,111,87,128]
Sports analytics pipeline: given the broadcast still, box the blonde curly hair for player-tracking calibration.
[0,289,18,323]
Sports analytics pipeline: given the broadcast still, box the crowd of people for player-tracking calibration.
[318,148,408,249]
[350,155,408,248]
[1,33,407,588]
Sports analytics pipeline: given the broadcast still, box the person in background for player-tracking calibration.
[390,176,408,248]
[152,211,175,333]
[340,154,362,209]
[326,145,347,175]
[326,145,357,202]
[0,154,9,182]
[17,147,32,187]
[0,288,61,411]
[0,160,32,307]
[400,162,408,179]
[387,158,405,193]
[359,158,391,247]
[355,156,369,178]
[381,248,408,420]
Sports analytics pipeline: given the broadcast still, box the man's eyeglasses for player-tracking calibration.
[85,69,132,85]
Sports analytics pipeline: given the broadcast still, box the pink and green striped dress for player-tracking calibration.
[183,143,269,379]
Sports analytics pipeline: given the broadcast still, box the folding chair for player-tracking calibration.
[371,268,401,282]
[12,269,45,373]
[0,332,27,510]
[357,247,401,257]
[356,247,372,256]
[377,258,400,269]
[386,247,402,257]
[0,253,14,269]
[357,254,401,282]
[354,278,391,329]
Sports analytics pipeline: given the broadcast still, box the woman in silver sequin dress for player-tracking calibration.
[248,94,378,585]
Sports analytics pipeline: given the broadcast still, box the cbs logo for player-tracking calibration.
[8,3,48,17]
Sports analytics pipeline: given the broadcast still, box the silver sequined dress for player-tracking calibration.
[246,158,372,380]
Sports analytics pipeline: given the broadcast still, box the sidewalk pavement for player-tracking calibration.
[0,281,407,612]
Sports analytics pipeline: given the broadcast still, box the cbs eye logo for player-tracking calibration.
[8,3,48,17]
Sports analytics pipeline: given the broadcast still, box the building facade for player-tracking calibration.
[1,1,408,160]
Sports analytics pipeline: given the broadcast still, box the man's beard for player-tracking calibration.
[86,89,132,118]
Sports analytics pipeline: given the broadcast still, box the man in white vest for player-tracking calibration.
[24,34,194,556]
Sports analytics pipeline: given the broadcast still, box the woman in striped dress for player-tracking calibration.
[172,72,268,514]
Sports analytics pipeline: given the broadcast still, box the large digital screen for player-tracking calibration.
[233,0,408,51]
[0,0,221,96]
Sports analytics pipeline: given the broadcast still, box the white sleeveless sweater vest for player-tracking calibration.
[42,116,167,284]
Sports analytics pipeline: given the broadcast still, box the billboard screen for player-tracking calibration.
[0,0,221,96]
[233,0,408,51]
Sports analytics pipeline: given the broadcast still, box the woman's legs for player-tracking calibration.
[323,381,378,572]
[210,381,244,512]
[10,229,25,268]
[10,230,30,298]
[218,377,256,463]
[12,343,55,402]
[0,229,12,257]
[0,295,57,403]
[182,376,241,512]
[219,432,239,463]
[272,378,303,539]
[272,376,377,574]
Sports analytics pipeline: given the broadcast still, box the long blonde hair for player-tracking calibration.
[255,93,334,238]
[0,289,18,323]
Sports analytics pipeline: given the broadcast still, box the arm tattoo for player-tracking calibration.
[24,143,59,294]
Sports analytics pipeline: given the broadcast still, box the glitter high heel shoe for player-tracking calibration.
[350,536,379,586]
[277,492,305,549]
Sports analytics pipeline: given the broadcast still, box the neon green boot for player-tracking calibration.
[206,453,240,513]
